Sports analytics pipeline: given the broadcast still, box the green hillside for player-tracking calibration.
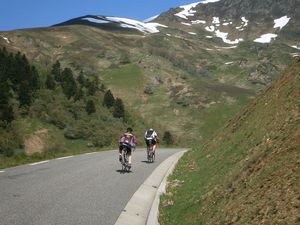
[0,49,153,168]
[159,59,300,224]
[1,24,296,146]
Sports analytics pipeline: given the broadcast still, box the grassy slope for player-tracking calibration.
[0,25,297,146]
[160,59,300,225]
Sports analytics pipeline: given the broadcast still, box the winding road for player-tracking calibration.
[0,148,184,225]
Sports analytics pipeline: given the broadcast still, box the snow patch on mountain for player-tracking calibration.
[175,2,200,20]
[182,22,192,26]
[82,17,110,24]
[290,53,299,57]
[191,20,206,24]
[1,36,10,44]
[175,0,221,20]
[212,17,220,26]
[215,30,243,44]
[274,16,290,30]
[201,0,222,4]
[220,46,237,49]
[143,15,159,23]
[236,17,249,31]
[204,21,243,45]
[291,45,300,50]
[205,26,215,32]
[81,16,167,33]
[254,33,278,43]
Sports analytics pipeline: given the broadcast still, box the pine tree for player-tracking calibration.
[103,90,115,108]
[18,81,32,107]
[86,99,96,114]
[77,70,85,86]
[74,88,84,101]
[45,73,56,90]
[29,65,40,91]
[52,60,61,82]
[86,80,97,96]
[61,68,77,99]
[0,80,14,123]
[113,98,125,119]
[163,131,174,145]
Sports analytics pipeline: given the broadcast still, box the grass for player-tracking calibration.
[159,61,300,225]
[0,138,108,169]
[102,63,144,97]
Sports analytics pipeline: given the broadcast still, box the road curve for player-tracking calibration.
[0,148,185,225]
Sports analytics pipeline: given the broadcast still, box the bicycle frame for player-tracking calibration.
[121,146,131,172]
[147,143,155,163]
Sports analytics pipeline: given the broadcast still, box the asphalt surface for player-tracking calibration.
[0,148,183,225]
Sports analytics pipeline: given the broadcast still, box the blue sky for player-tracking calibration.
[0,0,198,31]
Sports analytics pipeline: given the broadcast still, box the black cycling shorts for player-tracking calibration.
[145,139,156,147]
[119,144,132,154]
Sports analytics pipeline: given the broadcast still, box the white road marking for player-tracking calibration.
[30,160,49,166]
[85,152,97,155]
[56,156,74,160]
[0,170,4,173]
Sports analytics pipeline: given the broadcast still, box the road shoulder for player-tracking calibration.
[114,149,188,225]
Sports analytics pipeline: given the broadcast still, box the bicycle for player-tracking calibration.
[120,144,131,172]
[147,140,155,163]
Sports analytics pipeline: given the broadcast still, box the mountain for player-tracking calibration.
[159,59,300,225]
[0,0,299,145]
[154,0,300,48]
[53,15,167,34]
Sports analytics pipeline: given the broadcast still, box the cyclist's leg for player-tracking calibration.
[146,140,150,156]
[153,140,157,153]
[128,148,132,165]
[119,146,122,161]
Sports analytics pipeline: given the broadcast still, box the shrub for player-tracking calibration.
[86,100,96,115]
[144,84,154,95]
[163,131,174,145]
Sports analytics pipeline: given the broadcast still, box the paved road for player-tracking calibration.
[0,148,183,225]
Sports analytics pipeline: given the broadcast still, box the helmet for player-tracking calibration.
[149,128,153,131]
[126,127,133,132]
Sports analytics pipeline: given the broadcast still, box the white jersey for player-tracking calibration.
[145,130,157,140]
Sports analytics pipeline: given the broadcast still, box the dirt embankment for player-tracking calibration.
[24,129,48,155]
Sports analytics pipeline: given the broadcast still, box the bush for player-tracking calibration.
[163,131,174,145]
[144,84,154,95]
[86,100,96,115]
[0,127,20,157]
